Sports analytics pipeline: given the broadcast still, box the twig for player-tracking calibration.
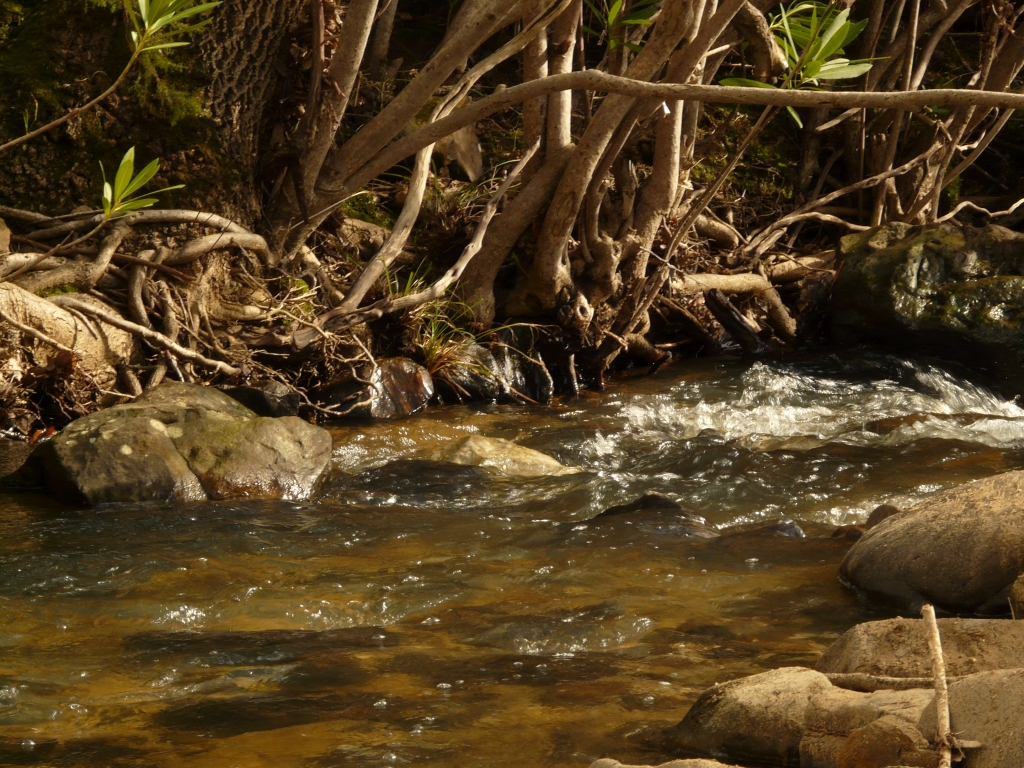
[922,604,952,768]
[53,297,240,377]
[0,309,77,355]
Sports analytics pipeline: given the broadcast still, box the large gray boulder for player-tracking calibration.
[831,221,1024,391]
[839,470,1024,613]
[670,667,833,765]
[33,382,332,505]
[816,618,1024,678]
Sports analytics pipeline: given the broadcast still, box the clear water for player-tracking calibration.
[2,352,1023,767]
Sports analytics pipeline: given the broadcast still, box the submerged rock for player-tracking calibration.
[314,357,433,419]
[430,435,579,477]
[670,667,832,765]
[587,493,719,538]
[831,221,1024,392]
[24,382,332,505]
[816,618,1024,678]
[839,470,1024,613]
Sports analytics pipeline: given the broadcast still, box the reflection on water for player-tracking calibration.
[2,352,1023,767]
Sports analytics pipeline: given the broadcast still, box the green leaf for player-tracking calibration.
[786,106,804,128]
[813,9,852,62]
[113,197,160,213]
[122,158,160,198]
[842,18,867,48]
[816,59,873,79]
[720,77,779,89]
[114,147,136,202]
[608,0,622,28]
[140,41,191,51]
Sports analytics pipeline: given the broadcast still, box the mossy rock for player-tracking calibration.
[831,221,1024,393]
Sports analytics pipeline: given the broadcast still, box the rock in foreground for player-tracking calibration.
[816,617,1024,678]
[839,470,1024,613]
[431,435,579,477]
[32,382,332,505]
[670,667,832,765]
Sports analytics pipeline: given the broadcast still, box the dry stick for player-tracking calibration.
[0,309,77,356]
[337,144,433,312]
[26,209,253,242]
[55,297,240,377]
[299,140,540,342]
[0,49,143,153]
[742,144,941,258]
[942,107,1015,190]
[922,604,952,768]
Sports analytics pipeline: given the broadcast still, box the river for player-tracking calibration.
[2,351,1023,767]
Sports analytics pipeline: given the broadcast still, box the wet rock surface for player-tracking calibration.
[22,382,332,505]
[489,326,555,405]
[831,221,1024,392]
[429,434,580,477]
[314,357,434,419]
[816,618,1024,678]
[433,344,505,404]
[587,493,720,538]
[839,469,1024,613]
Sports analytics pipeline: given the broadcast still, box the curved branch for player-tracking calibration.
[26,209,253,242]
[163,231,272,266]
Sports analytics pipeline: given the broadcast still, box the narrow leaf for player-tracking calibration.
[786,106,804,128]
[815,60,873,79]
[122,158,160,198]
[114,147,136,202]
[719,77,779,88]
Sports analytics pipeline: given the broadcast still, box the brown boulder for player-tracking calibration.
[839,471,1024,613]
[816,618,1024,678]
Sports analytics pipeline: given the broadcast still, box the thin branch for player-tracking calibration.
[53,297,240,377]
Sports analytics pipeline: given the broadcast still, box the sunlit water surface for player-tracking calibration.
[3,352,1024,767]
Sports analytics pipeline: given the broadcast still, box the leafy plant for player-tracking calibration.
[100,146,183,219]
[720,1,876,127]
[583,0,660,53]
[0,0,220,153]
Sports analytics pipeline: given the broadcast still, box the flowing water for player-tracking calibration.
[3,351,1024,768]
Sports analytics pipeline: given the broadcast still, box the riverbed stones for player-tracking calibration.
[816,618,1024,678]
[670,667,833,765]
[839,470,1024,613]
[830,221,1024,391]
[314,357,433,419]
[430,435,579,477]
[30,381,332,504]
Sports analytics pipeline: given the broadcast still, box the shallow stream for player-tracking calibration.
[3,352,1024,767]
